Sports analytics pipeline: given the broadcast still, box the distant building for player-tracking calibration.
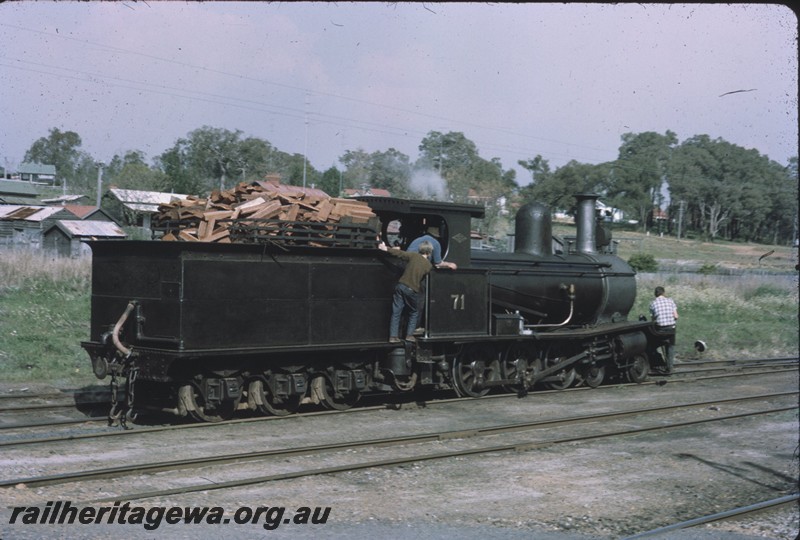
[0,179,39,204]
[104,188,190,229]
[43,220,127,258]
[597,200,625,223]
[468,189,509,215]
[554,199,626,224]
[61,205,116,222]
[41,194,91,206]
[0,205,78,250]
[18,163,57,185]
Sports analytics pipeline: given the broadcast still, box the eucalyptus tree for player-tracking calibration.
[519,156,616,217]
[318,166,343,197]
[755,158,796,244]
[24,128,96,193]
[369,148,413,197]
[104,150,168,192]
[668,135,730,239]
[158,126,242,194]
[609,130,678,232]
[158,126,321,195]
[417,130,502,202]
[339,148,413,197]
[339,148,372,192]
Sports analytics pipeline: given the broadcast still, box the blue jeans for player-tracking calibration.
[655,326,676,372]
[390,283,420,338]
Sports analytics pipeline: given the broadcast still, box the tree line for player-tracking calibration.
[20,126,799,245]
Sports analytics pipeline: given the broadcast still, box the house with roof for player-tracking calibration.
[18,163,57,185]
[553,199,626,224]
[103,188,190,229]
[0,205,78,249]
[0,179,39,204]
[597,200,625,223]
[468,188,508,216]
[43,220,127,258]
[41,194,91,206]
[61,205,117,222]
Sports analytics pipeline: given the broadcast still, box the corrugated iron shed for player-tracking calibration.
[18,163,56,176]
[0,205,69,222]
[41,194,90,205]
[108,188,189,213]
[0,179,39,199]
[0,205,78,249]
[62,205,116,221]
[47,220,126,238]
[43,220,127,257]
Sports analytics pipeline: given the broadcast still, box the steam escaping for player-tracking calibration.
[409,168,448,200]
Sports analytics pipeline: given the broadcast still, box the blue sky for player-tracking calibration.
[0,2,796,185]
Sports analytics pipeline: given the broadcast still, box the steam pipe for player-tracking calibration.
[524,284,576,329]
[112,301,136,358]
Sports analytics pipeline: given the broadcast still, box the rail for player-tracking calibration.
[3,391,795,492]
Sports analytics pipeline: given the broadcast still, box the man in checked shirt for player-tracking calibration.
[650,286,679,374]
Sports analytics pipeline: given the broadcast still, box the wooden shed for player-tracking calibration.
[43,220,127,258]
[0,205,77,250]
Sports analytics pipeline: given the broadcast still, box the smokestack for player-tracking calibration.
[575,193,599,254]
[515,202,552,256]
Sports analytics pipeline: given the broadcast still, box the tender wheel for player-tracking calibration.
[583,365,605,388]
[452,344,499,398]
[311,375,360,411]
[249,379,300,416]
[178,384,236,423]
[502,343,538,392]
[627,354,650,383]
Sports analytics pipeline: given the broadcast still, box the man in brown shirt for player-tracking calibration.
[380,241,433,343]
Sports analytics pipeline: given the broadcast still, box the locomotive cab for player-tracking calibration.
[356,196,484,269]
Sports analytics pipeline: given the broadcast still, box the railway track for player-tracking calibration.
[2,368,795,539]
[3,390,795,502]
[624,493,800,538]
[1,359,796,445]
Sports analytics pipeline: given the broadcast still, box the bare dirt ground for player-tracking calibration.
[1,369,798,540]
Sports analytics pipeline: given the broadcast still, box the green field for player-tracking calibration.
[0,235,797,387]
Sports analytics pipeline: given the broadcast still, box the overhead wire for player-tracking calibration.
[4,21,766,188]
[0,21,621,167]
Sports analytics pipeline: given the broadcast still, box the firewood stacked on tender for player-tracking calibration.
[153,181,379,247]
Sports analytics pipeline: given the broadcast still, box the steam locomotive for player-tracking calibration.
[82,193,668,423]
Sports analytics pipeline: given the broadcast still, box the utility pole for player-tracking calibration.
[438,135,443,176]
[302,92,309,189]
[677,200,685,239]
[95,162,104,208]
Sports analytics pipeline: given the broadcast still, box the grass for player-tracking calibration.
[553,223,798,273]
[0,235,797,388]
[0,252,93,386]
[633,273,798,361]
